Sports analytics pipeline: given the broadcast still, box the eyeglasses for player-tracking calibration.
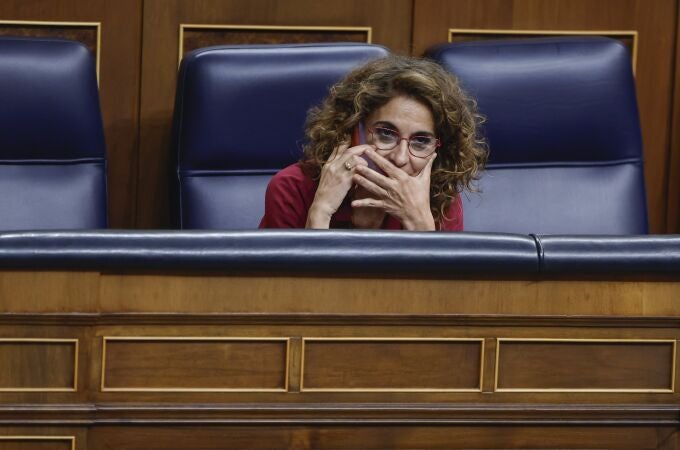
[368,126,440,158]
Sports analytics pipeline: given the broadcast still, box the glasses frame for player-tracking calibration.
[367,126,441,159]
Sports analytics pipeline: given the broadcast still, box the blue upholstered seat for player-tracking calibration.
[0,37,107,230]
[171,43,390,229]
[427,37,647,234]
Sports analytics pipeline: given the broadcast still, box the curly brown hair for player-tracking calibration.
[301,55,487,225]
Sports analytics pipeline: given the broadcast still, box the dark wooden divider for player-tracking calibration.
[0,230,677,450]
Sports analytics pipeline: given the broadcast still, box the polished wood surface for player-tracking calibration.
[301,339,482,391]
[0,23,98,55]
[668,9,680,233]
[413,0,678,234]
[91,424,677,449]
[96,274,680,317]
[0,440,72,450]
[102,337,288,391]
[0,340,76,390]
[182,27,370,60]
[661,431,680,450]
[0,431,80,450]
[0,269,677,447]
[496,340,675,391]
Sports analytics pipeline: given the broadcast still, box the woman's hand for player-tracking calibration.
[351,148,437,231]
[351,186,386,228]
[306,143,371,229]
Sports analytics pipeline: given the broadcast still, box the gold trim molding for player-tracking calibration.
[0,20,101,84]
[0,436,75,450]
[300,337,484,393]
[0,338,78,392]
[178,24,373,66]
[101,336,290,392]
[494,338,676,393]
[448,28,638,75]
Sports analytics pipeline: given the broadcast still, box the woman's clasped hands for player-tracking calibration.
[306,141,436,231]
[352,147,436,231]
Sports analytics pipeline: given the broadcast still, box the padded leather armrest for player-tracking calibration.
[0,230,538,276]
[537,235,680,274]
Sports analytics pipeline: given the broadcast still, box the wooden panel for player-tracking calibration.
[0,272,99,313]
[90,424,668,449]
[302,338,483,391]
[0,21,100,79]
[101,337,289,391]
[138,0,412,227]
[0,437,73,450]
[0,339,77,391]
[100,274,680,318]
[658,430,679,450]
[0,0,143,228]
[496,339,676,392]
[413,0,678,233]
[448,29,637,72]
[180,24,370,62]
[667,0,680,233]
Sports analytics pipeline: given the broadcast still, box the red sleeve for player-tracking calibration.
[259,164,317,229]
[438,195,464,231]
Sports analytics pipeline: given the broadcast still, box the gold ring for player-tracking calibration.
[344,161,352,171]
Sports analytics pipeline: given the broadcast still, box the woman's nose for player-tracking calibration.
[387,139,410,167]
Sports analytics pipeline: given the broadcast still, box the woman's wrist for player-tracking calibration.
[402,208,436,231]
[306,202,333,229]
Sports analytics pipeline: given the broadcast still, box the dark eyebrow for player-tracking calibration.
[372,121,435,137]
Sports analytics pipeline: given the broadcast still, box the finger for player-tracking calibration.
[335,142,350,155]
[353,173,388,197]
[341,155,368,173]
[340,155,368,173]
[346,144,374,155]
[364,148,404,179]
[351,198,385,209]
[351,155,369,168]
[327,143,346,163]
[355,163,391,187]
[418,152,437,178]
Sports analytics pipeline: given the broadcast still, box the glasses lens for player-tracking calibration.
[409,135,436,157]
[373,127,399,149]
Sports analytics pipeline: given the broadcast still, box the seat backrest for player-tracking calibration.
[0,37,107,231]
[427,37,647,234]
[171,43,390,229]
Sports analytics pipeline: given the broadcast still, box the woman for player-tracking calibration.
[259,55,487,230]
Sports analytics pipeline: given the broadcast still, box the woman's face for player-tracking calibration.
[365,95,436,176]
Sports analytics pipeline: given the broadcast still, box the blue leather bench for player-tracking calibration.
[1,231,678,277]
[427,37,647,235]
[0,37,107,231]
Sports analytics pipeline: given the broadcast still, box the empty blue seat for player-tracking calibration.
[0,37,107,230]
[171,43,390,229]
[427,37,647,234]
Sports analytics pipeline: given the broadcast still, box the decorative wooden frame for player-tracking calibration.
[448,28,638,74]
[178,23,373,66]
[494,338,676,393]
[0,20,101,83]
[100,336,290,392]
[300,337,485,392]
[0,338,78,392]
